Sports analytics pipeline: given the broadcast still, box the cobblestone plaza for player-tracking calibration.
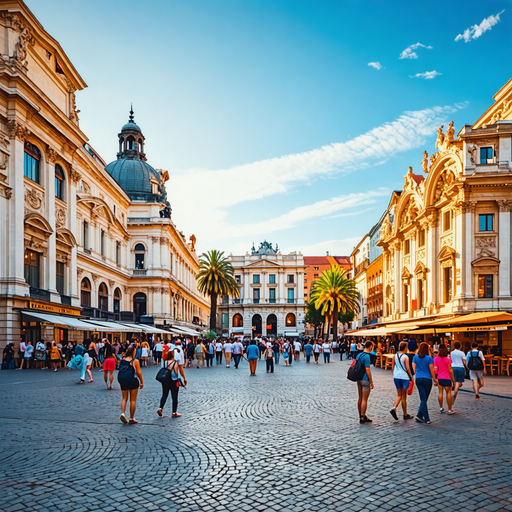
[1,359,511,512]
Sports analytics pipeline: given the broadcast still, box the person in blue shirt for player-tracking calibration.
[246,340,260,376]
[304,341,314,363]
[412,342,438,424]
[357,341,374,424]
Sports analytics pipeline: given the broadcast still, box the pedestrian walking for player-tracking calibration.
[272,340,280,364]
[195,340,205,368]
[157,347,187,418]
[103,340,116,389]
[232,338,244,368]
[18,340,33,370]
[282,340,291,366]
[153,339,163,366]
[223,339,233,367]
[434,344,455,414]
[215,340,223,365]
[264,344,274,373]
[340,340,348,361]
[293,340,301,362]
[322,341,331,363]
[412,342,437,424]
[304,340,313,363]
[466,342,486,400]
[118,344,144,424]
[313,340,321,363]
[450,341,467,403]
[205,340,214,367]
[349,340,357,360]
[247,340,260,376]
[141,341,150,367]
[186,339,195,368]
[80,338,96,383]
[356,341,374,424]
[49,341,62,372]
[390,341,414,421]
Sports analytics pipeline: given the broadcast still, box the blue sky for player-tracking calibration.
[27,0,512,256]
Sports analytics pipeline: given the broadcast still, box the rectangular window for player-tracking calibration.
[115,241,121,264]
[269,274,276,284]
[443,267,453,302]
[403,284,409,312]
[418,230,425,247]
[55,175,64,200]
[418,279,424,309]
[287,275,294,284]
[83,221,89,248]
[24,249,40,288]
[480,146,494,164]
[269,288,276,303]
[314,267,319,271]
[222,313,229,328]
[253,275,260,284]
[56,261,65,295]
[235,275,241,284]
[314,274,318,278]
[404,239,410,255]
[478,214,494,232]
[287,288,294,303]
[100,230,105,256]
[24,151,39,183]
[478,275,493,298]
[443,211,451,232]
[253,288,260,304]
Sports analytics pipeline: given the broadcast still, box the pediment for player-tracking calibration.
[56,228,77,248]
[24,213,53,238]
[246,259,281,268]
[472,255,500,267]
[77,195,115,223]
[438,246,456,261]
[414,261,428,274]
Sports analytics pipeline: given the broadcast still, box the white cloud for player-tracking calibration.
[410,71,442,80]
[283,238,363,257]
[168,103,464,251]
[399,43,433,59]
[455,10,504,42]
[368,62,383,70]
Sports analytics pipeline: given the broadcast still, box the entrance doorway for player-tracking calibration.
[252,314,262,336]
[266,314,277,336]
[133,292,147,322]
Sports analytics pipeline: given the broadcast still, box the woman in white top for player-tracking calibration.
[215,341,223,365]
[450,341,467,403]
[140,341,150,367]
[390,341,414,421]
[322,342,331,363]
[313,341,321,363]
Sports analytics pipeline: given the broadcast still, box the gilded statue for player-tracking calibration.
[445,121,454,143]
[421,150,428,173]
[435,125,444,149]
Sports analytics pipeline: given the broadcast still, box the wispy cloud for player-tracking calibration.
[168,103,465,251]
[410,71,442,80]
[455,10,504,42]
[368,62,383,70]
[399,42,433,59]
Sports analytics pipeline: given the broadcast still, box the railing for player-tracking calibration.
[30,287,50,301]
[127,217,151,223]
[223,298,300,305]
[60,294,72,305]
[133,269,147,276]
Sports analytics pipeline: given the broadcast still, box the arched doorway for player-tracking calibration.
[98,283,109,311]
[266,314,277,336]
[232,314,243,328]
[133,292,147,322]
[285,313,296,328]
[252,314,262,336]
[113,288,122,313]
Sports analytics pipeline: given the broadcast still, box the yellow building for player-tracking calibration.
[0,0,208,349]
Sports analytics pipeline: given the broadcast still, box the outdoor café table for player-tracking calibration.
[375,353,383,368]
[383,354,394,370]
[497,356,512,375]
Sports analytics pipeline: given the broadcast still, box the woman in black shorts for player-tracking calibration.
[117,344,144,424]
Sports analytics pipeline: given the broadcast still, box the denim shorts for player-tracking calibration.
[453,367,465,383]
[438,378,452,388]
[394,378,409,390]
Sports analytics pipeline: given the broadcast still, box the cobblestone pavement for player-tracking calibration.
[0,357,511,512]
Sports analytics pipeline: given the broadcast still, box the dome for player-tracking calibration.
[105,157,166,203]
[121,121,141,133]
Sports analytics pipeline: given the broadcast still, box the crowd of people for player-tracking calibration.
[2,334,489,426]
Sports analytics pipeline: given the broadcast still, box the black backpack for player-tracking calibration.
[347,353,367,382]
[467,351,484,371]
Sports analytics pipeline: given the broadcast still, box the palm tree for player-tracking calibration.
[196,250,240,331]
[310,265,359,340]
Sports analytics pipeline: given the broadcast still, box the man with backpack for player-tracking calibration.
[347,340,374,424]
[466,342,486,400]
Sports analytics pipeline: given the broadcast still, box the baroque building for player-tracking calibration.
[0,0,208,348]
[218,242,305,338]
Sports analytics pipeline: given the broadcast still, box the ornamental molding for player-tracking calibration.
[70,168,81,185]
[55,206,66,228]
[108,280,115,288]
[0,185,12,199]
[476,237,496,248]
[24,237,48,257]
[497,200,512,212]
[24,187,43,212]
[77,268,84,277]
[416,249,425,261]
[7,119,30,141]
[46,148,57,164]
[91,273,100,282]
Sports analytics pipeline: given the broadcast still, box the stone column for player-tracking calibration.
[243,271,250,303]
[410,234,417,309]
[426,214,437,305]
[394,244,401,314]
[45,149,58,301]
[152,236,160,270]
[498,200,511,297]
[261,270,267,304]
[464,205,474,299]
[454,205,464,300]
[298,271,304,304]
[278,270,285,304]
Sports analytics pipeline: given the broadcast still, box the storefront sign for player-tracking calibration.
[28,302,81,316]
[464,325,508,332]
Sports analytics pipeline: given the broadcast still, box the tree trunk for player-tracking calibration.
[324,321,329,340]
[209,292,217,331]
[332,301,339,342]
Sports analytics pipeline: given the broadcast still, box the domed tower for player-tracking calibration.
[105,107,169,205]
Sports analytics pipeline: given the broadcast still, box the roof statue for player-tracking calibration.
[252,240,278,256]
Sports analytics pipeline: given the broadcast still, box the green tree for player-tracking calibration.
[196,250,240,331]
[338,310,355,330]
[310,265,359,340]
[304,299,324,338]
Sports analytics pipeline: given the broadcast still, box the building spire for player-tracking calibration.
[129,103,134,123]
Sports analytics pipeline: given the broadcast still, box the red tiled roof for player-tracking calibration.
[304,256,351,266]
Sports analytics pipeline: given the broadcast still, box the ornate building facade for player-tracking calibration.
[376,78,512,340]
[218,242,306,338]
[0,1,208,348]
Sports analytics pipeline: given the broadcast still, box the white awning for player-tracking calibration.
[230,328,244,333]
[81,320,136,332]
[21,311,99,331]
[284,331,299,337]
[119,322,170,334]
[171,326,201,336]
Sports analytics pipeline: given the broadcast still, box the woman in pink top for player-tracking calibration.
[434,344,455,415]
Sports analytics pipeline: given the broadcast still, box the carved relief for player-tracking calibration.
[77,268,84,277]
[434,169,455,202]
[7,120,30,141]
[441,236,453,247]
[108,280,115,288]
[417,249,425,261]
[46,148,57,164]
[0,186,12,199]
[497,200,512,212]
[421,151,428,173]
[55,207,66,228]
[476,237,496,248]
[24,188,43,212]
[70,168,81,185]
[468,144,477,166]
[403,255,410,267]
[91,273,100,282]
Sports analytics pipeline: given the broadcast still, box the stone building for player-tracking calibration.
[0,1,208,348]
[218,242,305,338]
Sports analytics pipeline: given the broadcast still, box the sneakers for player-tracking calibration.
[360,415,373,424]
[439,407,444,413]
[157,409,163,417]
[390,409,398,421]
[53,369,58,372]
[403,414,414,420]
[475,394,480,400]
[120,414,128,424]
[448,410,455,415]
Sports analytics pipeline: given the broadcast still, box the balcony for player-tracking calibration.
[60,294,72,306]
[132,269,147,276]
[29,287,50,302]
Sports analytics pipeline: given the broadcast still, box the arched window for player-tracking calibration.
[127,136,136,150]
[24,249,40,288]
[24,141,41,183]
[232,313,243,328]
[285,313,296,327]
[113,287,122,313]
[80,278,91,307]
[55,164,65,200]
[134,243,145,269]
[98,282,109,311]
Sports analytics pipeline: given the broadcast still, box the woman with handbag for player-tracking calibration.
[390,341,414,421]
[157,348,187,418]
[434,344,455,415]
[118,344,144,424]
[412,342,437,424]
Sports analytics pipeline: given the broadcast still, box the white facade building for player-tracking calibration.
[218,242,306,337]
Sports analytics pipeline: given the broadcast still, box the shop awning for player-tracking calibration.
[118,322,170,334]
[428,311,512,326]
[171,326,201,336]
[284,331,299,337]
[21,311,100,330]
[350,326,410,336]
[81,320,136,332]
[399,324,512,335]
